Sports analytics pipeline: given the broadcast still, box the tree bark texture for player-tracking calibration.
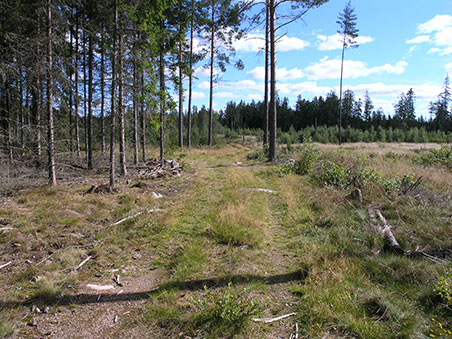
[178,39,184,148]
[133,29,139,164]
[159,46,166,166]
[187,1,194,149]
[268,0,277,163]
[118,20,127,177]
[109,1,118,191]
[263,0,269,146]
[47,0,57,186]
[208,0,215,146]
[87,34,93,170]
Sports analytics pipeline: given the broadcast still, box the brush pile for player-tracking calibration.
[131,158,184,179]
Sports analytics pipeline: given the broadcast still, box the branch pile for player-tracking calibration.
[131,159,183,179]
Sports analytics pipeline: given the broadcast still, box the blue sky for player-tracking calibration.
[186,0,452,118]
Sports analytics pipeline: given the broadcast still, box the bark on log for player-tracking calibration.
[368,207,404,255]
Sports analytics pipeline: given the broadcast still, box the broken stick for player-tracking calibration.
[253,312,297,323]
[0,261,12,270]
[75,256,92,270]
[113,211,145,226]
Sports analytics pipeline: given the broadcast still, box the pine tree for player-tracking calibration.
[429,75,451,131]
[337,0,359,145]
[394,88,415,122]
[204,0,244,146]
[363,91,373,123]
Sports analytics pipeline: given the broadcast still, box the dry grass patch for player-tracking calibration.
[210,194,267,247]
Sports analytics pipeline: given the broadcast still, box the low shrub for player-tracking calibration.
[434,268,451,305]
[413,146,452,170]
[191,282,257,336]
[314,161,418,195]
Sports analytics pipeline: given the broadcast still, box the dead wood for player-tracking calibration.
[75,255,92,270]
[348,188,363,203]
[368,207,404,255]
[128,158,183,179]
[84,184,116,194]
[86,284,114,291]
[253,312,297,323]
[112,211,145,226]
[131,182,149,189]
[0,261,12,269]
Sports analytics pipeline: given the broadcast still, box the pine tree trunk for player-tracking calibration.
[187,1,194,149]
[109,1,117,191]
[268,0,277,163]
[47,0,57,186]
[69,27,74,160]
[159,27,166,166]
[263,0,269,146]
[26,86,30,127]
[83,30,88,161]
[133,29,139,165]
[19,66,25,156]
[4,82,13,163]
[100,36,105,154]
[338,41,345,146]
[118,21,127,177]
[74,12,80,157]
[208,0,215,146]
[141,69,146,162]
[33,18,42,168]
[87,34,93,170]
[178,40,184,148]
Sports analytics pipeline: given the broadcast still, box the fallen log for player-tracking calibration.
[368,207,404,255]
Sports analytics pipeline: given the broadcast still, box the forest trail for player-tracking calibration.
[11,144,303,338]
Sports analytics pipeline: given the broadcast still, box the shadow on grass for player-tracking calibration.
[1,269,306,309]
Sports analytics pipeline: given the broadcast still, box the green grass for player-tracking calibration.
[1,143,451,338]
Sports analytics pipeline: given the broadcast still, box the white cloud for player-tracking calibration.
[418,15,452,34]
[192,91,206,99]
[277,81,332,97]
[277,36,310,52]
[317,33,374,51]
[246,93,263,101]
[233,33,264,53]
[433,26,452,46]
[198,81,211,90]
[233,33,310,53]
[247,66,304,81]
[215,92,238,99]
[428,46,452,55]
[408,15,452,55]
[221,79,258,90]
[247,67,265,81]
[304,57,407,80]
[342,83,441,101]
[194,66,221,78]
[406,35,430,44]
[278,67,304,80]
[446,63,452,75]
